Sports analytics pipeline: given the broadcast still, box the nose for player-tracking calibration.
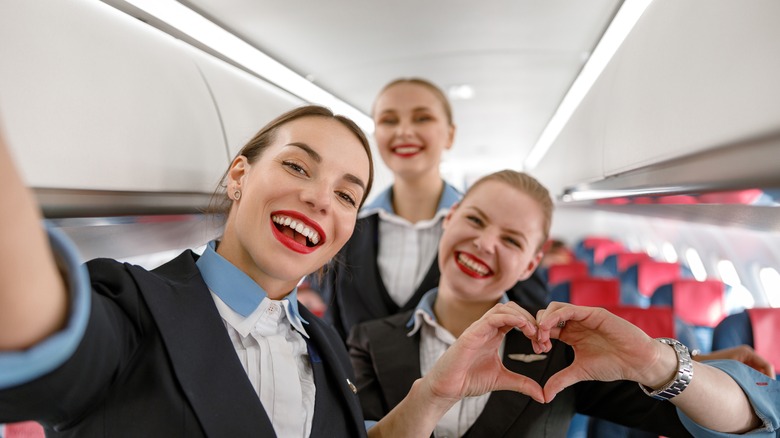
[301,181,331,215]
[395,118,414,139]
[472,230,499,255]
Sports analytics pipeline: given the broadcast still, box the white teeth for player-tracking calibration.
[395,146,420,154]
[272,214,321,246]
[458,253,489,275]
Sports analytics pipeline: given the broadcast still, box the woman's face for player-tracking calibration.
[218,116,370,297]
[438,180,545,304]
[372,82,454,181]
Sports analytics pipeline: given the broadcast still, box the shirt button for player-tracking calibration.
[267,303,277,314]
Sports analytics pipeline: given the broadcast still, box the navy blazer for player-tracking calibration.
[313,213,550,341]
[348,310,692,438]
[0,251,366,437]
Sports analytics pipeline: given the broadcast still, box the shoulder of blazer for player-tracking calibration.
[357,310,414,334]
[88,251,277,437]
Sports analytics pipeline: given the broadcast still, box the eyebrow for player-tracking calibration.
[287,142,366,191]
[288,142,321,163]
[469,206,528,243]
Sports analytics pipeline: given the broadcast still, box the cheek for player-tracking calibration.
[429,126,450,144]
[502,251,529,274]
[332,212,358,245]
[374,129,393,148]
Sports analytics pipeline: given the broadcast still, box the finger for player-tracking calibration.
[747,356,775,378]
[469,310,536,342]
[536,302,580,331]
[542,365,588,403]
[511,317,538,340]
[504,301,537,322]
[536,307,575,346]
[493,370,545,404]
[487,303,538,337]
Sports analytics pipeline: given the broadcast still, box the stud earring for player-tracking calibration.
[233,190,241,200]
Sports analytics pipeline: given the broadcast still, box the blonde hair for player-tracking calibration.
[373,77,453,125]
[463,170,553,251]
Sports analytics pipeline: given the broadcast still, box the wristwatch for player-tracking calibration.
[639,338,694,401]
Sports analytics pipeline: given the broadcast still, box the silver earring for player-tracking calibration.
[233,190,241,200]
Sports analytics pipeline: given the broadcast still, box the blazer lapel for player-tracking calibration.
[301,307,366,437]
[128,252,275,437]
[348,215,398,317]
[369,313,422,409]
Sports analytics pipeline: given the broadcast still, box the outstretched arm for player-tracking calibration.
[696,344,775,378]
[0,127,67,350]
[369,303,543,438]
[535,302,762,434]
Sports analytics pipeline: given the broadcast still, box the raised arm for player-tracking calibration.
[536,302,763,434]
[0,127,67,350]
[368,303,544,438]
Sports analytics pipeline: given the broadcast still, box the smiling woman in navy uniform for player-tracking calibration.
[349,170,777,437]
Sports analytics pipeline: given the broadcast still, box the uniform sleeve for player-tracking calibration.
[677,360,779,437]
[0,224,90,389]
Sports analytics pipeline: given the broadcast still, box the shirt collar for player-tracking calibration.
[406,288,510,336]
[360,181,462,219]
[196,240,308,326]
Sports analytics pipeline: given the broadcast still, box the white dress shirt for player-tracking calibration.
[377,210,444,306]
[196,240,315,438]
[408,290,509,438]
[363,183,462,307]
[213,295,315,438]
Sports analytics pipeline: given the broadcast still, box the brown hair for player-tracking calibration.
[373,77,453,126]
[208,105,374,218]
[463,170,553,252]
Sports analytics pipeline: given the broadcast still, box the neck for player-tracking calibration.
[214,234,297,300]
[433,286,500,338]
[392,175,445,223]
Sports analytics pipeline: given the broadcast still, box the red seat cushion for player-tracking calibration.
[606,306,675,339]
[672,279,726,327]
[5,422,45,438]
[616,252,652,272]
[637,261,680,298]
[592,241,625,265]
[547,262,589,286]
[747,308,780,371]
[569,278,620,307]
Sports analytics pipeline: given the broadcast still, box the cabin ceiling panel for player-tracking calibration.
[179,0,622,182]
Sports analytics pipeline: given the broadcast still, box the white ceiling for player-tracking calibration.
[179,0,623,182]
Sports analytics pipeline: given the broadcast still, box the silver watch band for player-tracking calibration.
[639,337,694,401]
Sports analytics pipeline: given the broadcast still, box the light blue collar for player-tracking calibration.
[406,288,510,332]
[196,241,307,324]
[364,181,462,214]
